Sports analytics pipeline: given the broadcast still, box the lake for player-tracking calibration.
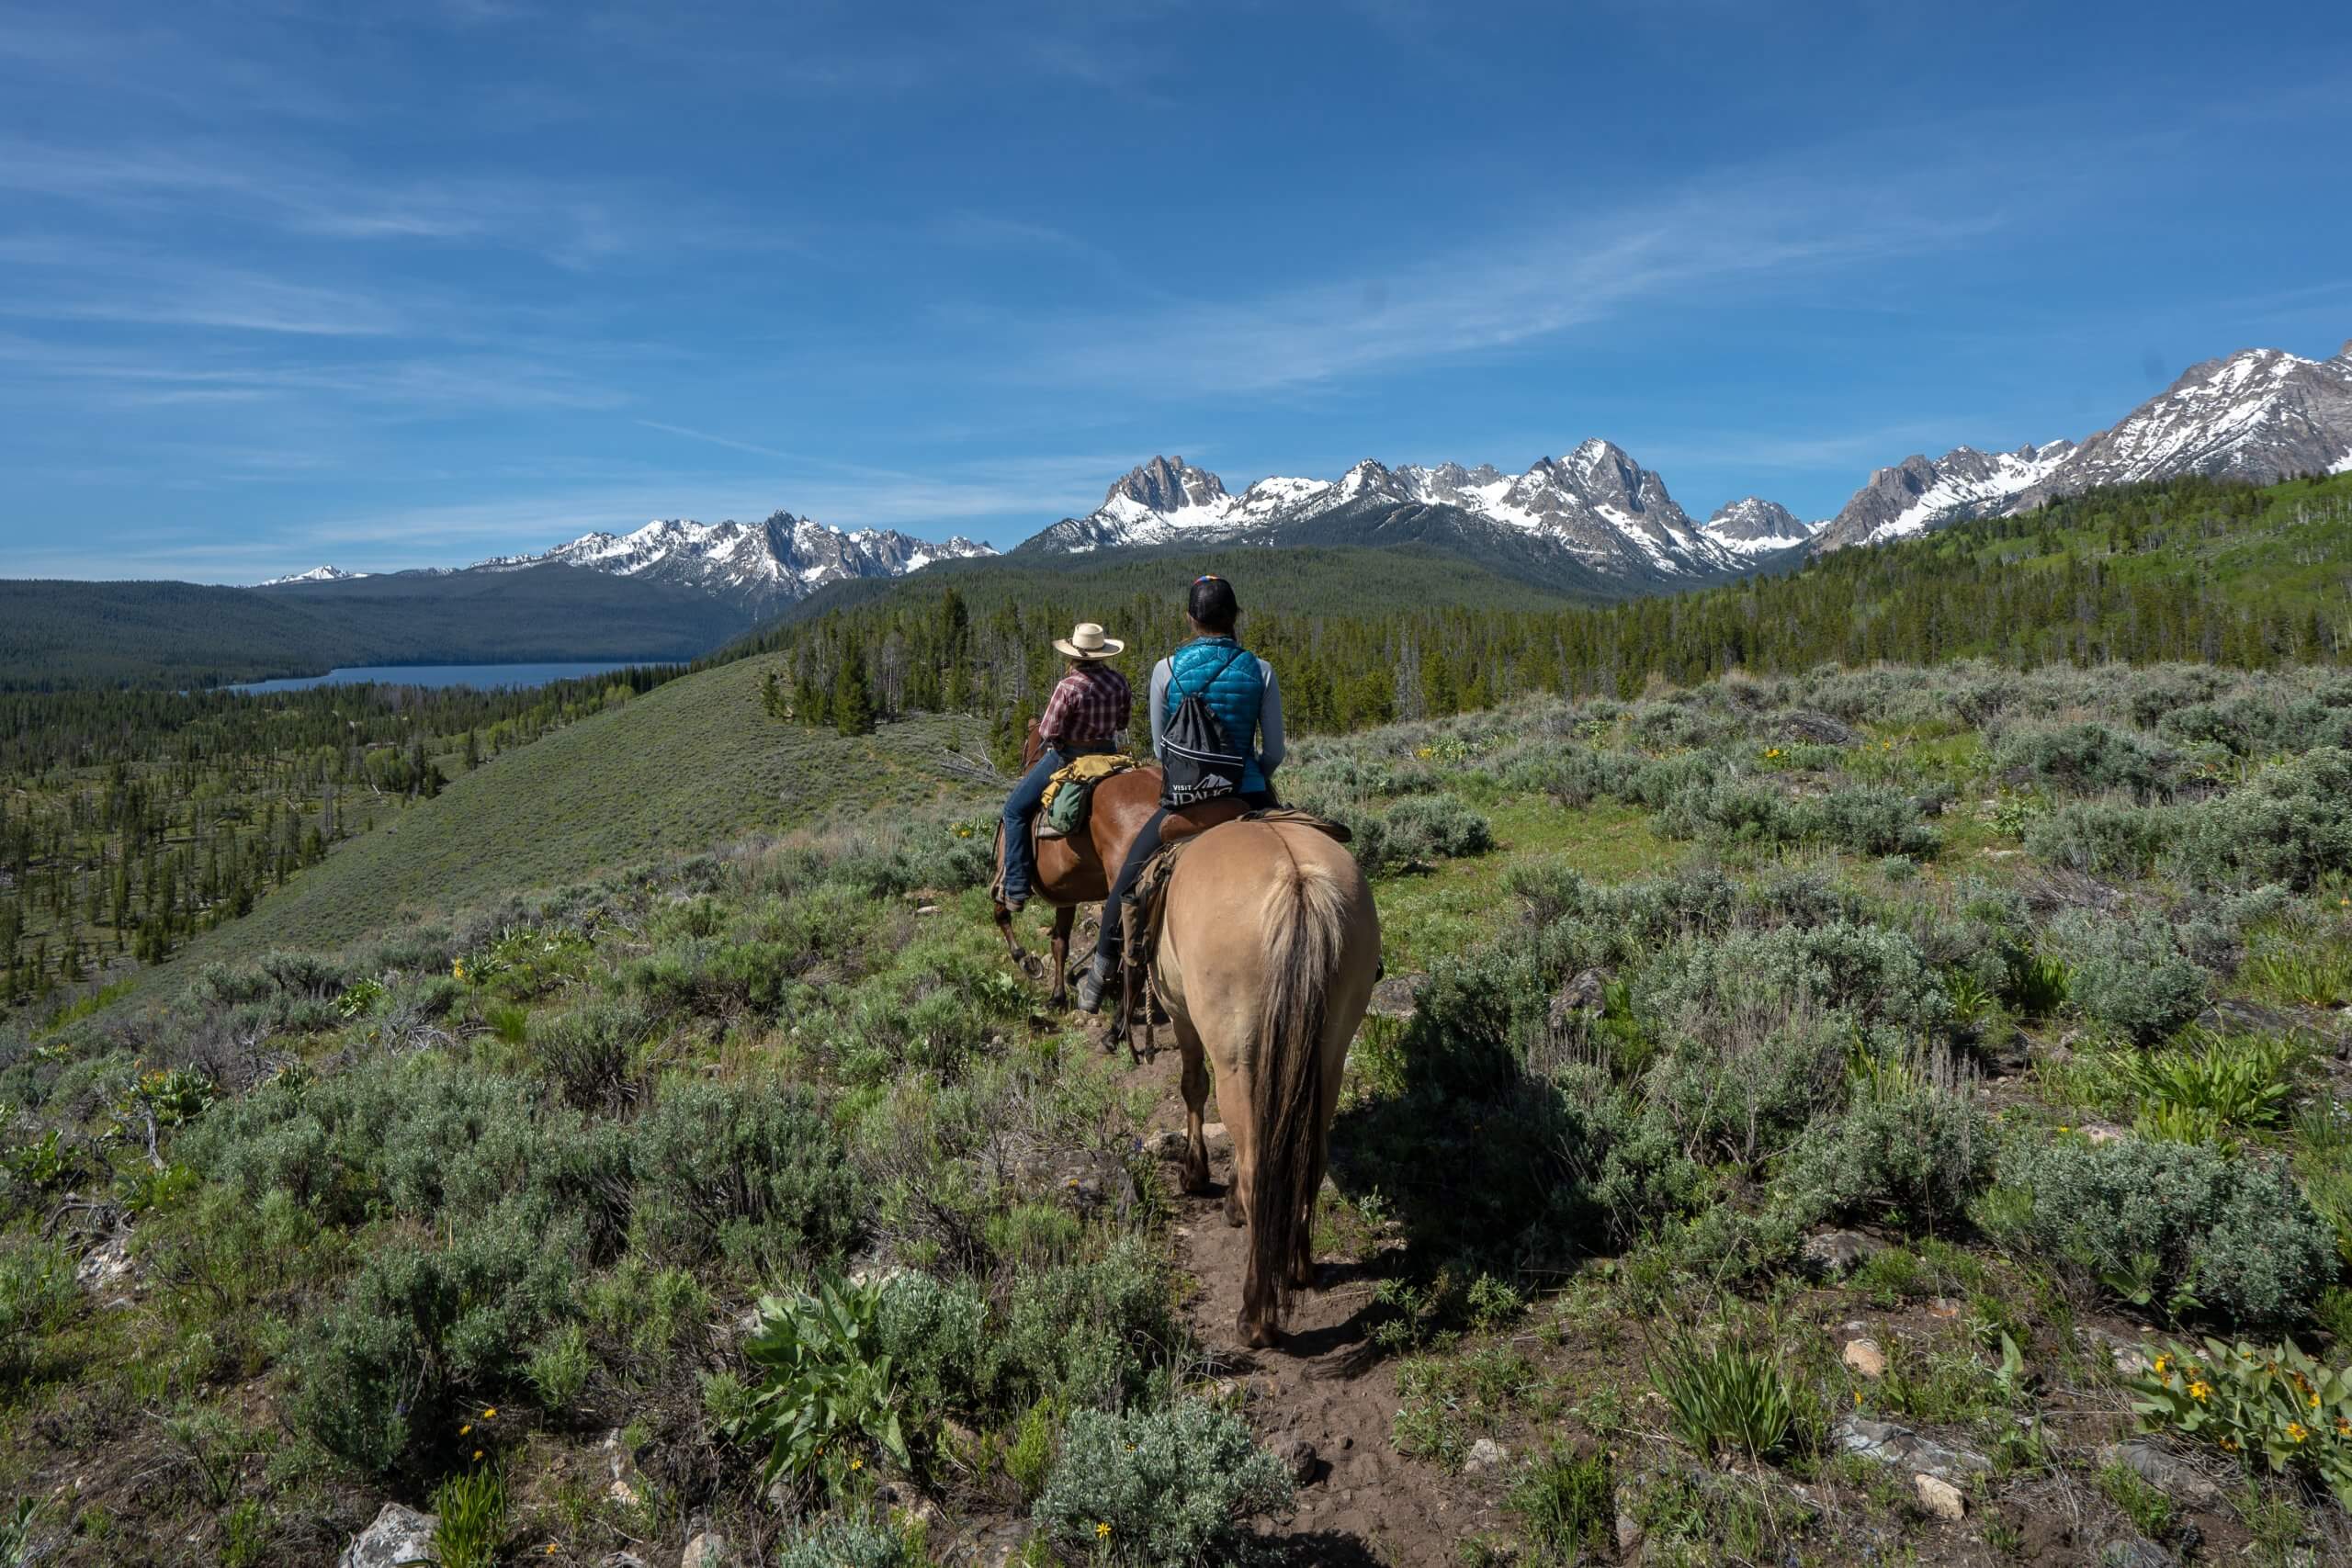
[228,661,652,694]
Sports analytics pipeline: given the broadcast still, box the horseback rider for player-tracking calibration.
[1079,575,1283,1013]
[1001,622,1132,911]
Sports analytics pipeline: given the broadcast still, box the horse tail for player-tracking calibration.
[1245,827,1350,1330]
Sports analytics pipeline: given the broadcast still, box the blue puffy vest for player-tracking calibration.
[1165,637,1268,795]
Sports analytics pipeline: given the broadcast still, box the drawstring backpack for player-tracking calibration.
[1159,647,1250,809]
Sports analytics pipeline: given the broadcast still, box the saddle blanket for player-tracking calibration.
[1038,752,1136,840]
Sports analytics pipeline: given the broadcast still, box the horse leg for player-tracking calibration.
[1220,1073,1255,1233]
[1048,905,1074,1011]
[1177,1021,1213,1197]
[1293,1026,1349,1290]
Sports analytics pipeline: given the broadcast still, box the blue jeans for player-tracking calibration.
[1095,787,1277,966]
[1001,743,1112,902]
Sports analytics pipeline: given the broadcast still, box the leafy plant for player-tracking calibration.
[2005,950,2072,1018]
[1006,1395,1060,1502]
[729,1274,910,1493]
[2129,1337,2352,1508]
[2110,1031,2301,1139]
[334,976,387,1019]
[430,1466,510,1568]
[1030,1399,1293,1568]
[1648,1335,1797,1461]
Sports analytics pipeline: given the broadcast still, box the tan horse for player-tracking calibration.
[1150,818,1382,1347]
[991,720,1168,1010]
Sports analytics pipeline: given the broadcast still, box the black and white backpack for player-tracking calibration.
[1159,648,1249,809]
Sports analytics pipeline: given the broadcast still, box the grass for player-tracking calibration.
[1374,798,1668,971]
[122,657,997,992]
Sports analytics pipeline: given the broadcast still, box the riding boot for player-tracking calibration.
[1076,952,1117,1015]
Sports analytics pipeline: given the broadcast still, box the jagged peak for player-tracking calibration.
[1104,455,1227,512]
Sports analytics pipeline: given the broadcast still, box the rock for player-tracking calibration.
[1615,1512,1645,1554]
[1144,1129,1189,1160]
[1914,1473,1966,1521]
[876,1482,943,1533]
[1801,1230,1883,1279]
[339,1504,438,1568]
[914,904,942,916]
[2080,1121,2132,1145]
[2099,1439,2223,1509]
[1834,1416,1990,1481]
[2083,1327,2154,1376]
[1546,968,1608,1032]
[1277,1438,1318,1485]
[1781,710,1858,746]
[602,1428,644,1507]
[1365,974,1422,1020]
[75,1231,134,1290]
[2098,1540,2177,1568]
[1463,1437,1509,1474]
[599,1556,651,1568]
[679,1533,737,1568]
[1842,1338,1887,1379]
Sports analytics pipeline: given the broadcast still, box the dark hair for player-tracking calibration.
[1187,574,1238,634]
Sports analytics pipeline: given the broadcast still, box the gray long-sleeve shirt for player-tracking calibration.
[1148,655,1284,777]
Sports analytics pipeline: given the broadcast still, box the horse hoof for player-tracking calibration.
[1223,1199,1244,1228]
[1238,1317,1280,1350]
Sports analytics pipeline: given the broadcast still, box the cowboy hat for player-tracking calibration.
[1053,622,1125,660]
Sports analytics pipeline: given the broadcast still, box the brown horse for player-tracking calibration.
[991,721,1167,1010]
[1148,818,1382,1347]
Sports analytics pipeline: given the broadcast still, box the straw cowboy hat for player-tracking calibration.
[1053,622,1126,660]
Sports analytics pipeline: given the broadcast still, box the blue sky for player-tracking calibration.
[2,0,2348,581]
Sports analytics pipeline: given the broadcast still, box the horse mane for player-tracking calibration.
[1246,826,1351,1319]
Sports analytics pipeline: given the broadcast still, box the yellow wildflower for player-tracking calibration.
[483,1407,498,1418]
[460,1423,473,1436]
[1097,1523,1113,1540]
[850,1458,863,1472]
[2335,1416,2349,1436]
[2289,1423,2310,1443]
[2312,1392,2323,1410]
[2188,1381,2210,1402]
[2152,1354,2169,1375]
[2220,1437,2239,1451]
[473,1449,484,1461]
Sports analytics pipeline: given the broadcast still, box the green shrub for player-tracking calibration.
[293,1198,583,1472]
[628,1078,865,1270]
[2170,750,2352,891]
[524,1324,594,1411]
[1781,1074,1987,1232]
[1380,793,1495,863]
[1982,1133,2335,1326]
[731,1274,909,1495]
[2025,801,2183,877]
[1648,1336,1799,1461]
[1994,722,2176,799]
[1634,919,1948,1038]
[2111,1032,2302,1144]
[1804,784,1939,858]
[530,999,650,1111]
[873,1269,993,1424]
[1000,1238,1178,1412]
[1031,1400,1293,1568]
[2129,1336,2352,1508]
[1006,1395,1060,1502]
[2052,912,2210,1044]
[775,1517,924,1568]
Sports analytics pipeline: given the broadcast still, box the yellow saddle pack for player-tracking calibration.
[1038,753,1136,840]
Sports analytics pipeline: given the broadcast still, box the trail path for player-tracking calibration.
[1126,1055,1504,1567]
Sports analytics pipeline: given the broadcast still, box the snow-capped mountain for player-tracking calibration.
[469,513,994,612]
[1702,498,1822,556]
[256,565,368,587]
[1021,443,1752,583]
[2013,341,2352,509]
[1813,442,2077,552]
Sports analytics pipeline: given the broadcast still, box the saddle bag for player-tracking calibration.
[1159,648,1249,809]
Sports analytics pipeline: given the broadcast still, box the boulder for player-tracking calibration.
[2098,1540,2177,1568]
[2082,1327,2154,1376]
[1276,1438,1319,1485]
[1545,969,1608,1033]
[1780,711,1859,746]
[1834,1416,1989,1481]
[1463,1437,1509,1474]
[1842,1338,1887,1379]
[339,1504,437,1568]
[2098,1438,2223,1509]
[1364,974,1422,1020]
[75,1231,134,1290]
[1914,1473,1966,1521]
[1801,1230,1883,1279]
[679,1533,738,1568]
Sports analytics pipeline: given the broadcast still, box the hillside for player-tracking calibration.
[134,656,996,981]
[0,564,752,690]
[8,661,2352,1564]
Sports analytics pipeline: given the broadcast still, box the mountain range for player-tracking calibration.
[259,337,2352,613]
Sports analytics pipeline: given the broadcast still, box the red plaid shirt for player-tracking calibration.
[1039,664,1132,748]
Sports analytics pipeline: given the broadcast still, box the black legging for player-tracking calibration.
[1096,789,1277,967]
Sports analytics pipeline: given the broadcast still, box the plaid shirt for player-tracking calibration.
[1039,663,1132,748]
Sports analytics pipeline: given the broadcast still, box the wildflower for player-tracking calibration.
[2220,1437,2240,1451]
[1097,1523,1113,1540]
[453,959,467,980]
[473,1449,484,1461]
[850,1458,863,1472]
[483,1407,498,1418]
[460,1423,473,1436]
[2335,1416,2349,1437]
[2289,1423,2310,1443]
[2152,1354,2170,1376]
[2188,1381,2210,1402]
[2312,1393,2323,1410]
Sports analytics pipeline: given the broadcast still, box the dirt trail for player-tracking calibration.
[1129,1057,1503,1568]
